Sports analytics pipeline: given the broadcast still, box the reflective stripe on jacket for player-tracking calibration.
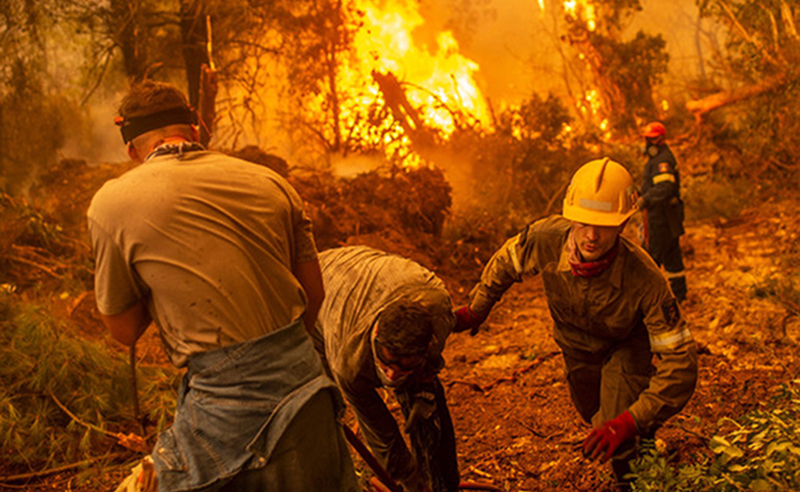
[641,143,684,238]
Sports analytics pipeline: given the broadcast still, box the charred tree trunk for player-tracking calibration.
[372,70,437,152]
[179,1,216,145]
[326,45,342,153]
[179,0,210,109]
[110,0,146,82]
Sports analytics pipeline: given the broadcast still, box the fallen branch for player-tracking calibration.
[512,416,565,441]
[685,75,785,116]
[49,391,149,454]
[459,481,503,491]
[447,379,486,393]
[67,291,92,318]
[7,256,61,278]
[0,452,127,482]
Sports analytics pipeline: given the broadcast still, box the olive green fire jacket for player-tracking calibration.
[467,215,697,434]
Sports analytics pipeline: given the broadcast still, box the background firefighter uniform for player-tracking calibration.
[313,245,459,492]
[640,142,687,301]
[466,216,697,473]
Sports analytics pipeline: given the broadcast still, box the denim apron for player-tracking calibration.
[152,320,341,491]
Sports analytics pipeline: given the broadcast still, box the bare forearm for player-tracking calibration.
[101,301,152,347]
[295,259,325,333]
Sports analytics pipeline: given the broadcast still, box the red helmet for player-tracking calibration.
[642,122,666,140]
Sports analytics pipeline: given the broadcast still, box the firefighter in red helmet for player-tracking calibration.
[637,121,687,302]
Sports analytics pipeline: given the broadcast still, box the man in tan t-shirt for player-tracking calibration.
[89,80,357,492]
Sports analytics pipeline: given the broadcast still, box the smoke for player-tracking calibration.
[53,0,719,174]
[59,95,130,166]
[418,0,716,106]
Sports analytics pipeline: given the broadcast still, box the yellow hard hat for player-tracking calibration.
[562,157,639,226]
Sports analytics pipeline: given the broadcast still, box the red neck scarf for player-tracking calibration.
[567,232,620,278]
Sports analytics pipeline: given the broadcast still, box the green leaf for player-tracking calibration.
[749,478,772,491]
[711,436,744,458]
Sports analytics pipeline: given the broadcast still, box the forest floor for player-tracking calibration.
[2,157,799,492]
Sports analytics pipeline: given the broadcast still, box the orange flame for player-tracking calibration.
[335,0,489,164]
[563,0,596,31]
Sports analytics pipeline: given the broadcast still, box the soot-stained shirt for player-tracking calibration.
[88,149,317,367]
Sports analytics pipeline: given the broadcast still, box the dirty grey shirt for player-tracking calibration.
[315,245,454,490]
[88,149,318,367]
[317,245,454,389]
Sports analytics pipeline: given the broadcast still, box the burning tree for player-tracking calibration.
[559,0,669,134]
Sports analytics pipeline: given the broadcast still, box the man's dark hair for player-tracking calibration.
[230,146,290,177]
[375,299,435,357]
[119,80,190,119]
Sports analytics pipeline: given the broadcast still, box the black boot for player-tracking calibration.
[611,458,633,492]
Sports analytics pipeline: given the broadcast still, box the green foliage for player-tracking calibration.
[630,448,713,491]
[697,0,800,81]
[0,298,179,468]
[459,92,590,223]
[16,201,64,249]
[586,30,669,125]
[694,0,800,187]
[561,0,669,132]
[630,381,800,491]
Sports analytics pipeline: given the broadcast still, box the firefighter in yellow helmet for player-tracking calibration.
[453,158,698,490]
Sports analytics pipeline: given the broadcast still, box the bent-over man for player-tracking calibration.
[313,245,459,492]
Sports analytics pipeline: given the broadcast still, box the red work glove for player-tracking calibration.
[582,410,638,463]
[453,305,485,336]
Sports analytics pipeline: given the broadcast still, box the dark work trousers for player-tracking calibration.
[644,218,687,302]
[561,340,656,490]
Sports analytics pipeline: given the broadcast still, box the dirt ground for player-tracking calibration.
[3,159,799,491]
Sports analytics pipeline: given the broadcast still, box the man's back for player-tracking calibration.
[88,150,316,366]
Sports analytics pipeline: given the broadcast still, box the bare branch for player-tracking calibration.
[781,0,798,39]
[686,74,786,116]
